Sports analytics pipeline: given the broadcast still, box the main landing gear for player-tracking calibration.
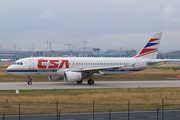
[87,79,94,85]
[27,76,32,85]
[76,79,95,85]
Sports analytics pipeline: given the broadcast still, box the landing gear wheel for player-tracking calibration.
[27,81,32,85]
[77,79,83,84]
[87,79,94,85]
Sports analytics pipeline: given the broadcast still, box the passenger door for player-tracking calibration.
[29,59,36,69]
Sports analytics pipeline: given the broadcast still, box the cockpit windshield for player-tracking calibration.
[13,62,23,65]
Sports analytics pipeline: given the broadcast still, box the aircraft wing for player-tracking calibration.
[72,63,135,72]
[73,65,124,72]
[146,59,174,65]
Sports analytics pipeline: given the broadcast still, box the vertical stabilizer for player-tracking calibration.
[134,32,162,59]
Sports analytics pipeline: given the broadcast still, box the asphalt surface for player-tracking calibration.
[1,110,180,120]
[0,80,180,90]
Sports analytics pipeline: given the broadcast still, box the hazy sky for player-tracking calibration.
[0,0,180,52]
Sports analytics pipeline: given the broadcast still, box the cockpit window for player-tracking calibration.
[13,62,23,65]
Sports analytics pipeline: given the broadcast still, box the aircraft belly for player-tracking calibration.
[24,69,58,76]
[10,71,57,76]
[103,71,134,75]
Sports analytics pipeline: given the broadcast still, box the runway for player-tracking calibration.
[0,80,180,90]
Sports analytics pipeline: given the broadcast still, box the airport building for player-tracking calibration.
[159,51,180,59]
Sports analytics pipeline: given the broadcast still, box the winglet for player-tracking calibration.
[134,32,162,59]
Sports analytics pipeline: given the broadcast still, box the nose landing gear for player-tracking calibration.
[27,76,32,85]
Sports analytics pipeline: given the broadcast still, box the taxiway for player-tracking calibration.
[0,80,180,90]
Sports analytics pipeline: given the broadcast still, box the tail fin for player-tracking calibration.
[134,32,162,59]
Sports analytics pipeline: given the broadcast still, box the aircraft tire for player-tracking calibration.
[27,81,32,85]
[87,79,94,85]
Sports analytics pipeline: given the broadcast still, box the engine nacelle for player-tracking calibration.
[48,76,63,81]
[64,72,82,82]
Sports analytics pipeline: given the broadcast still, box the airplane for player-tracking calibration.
[6,32,172,85]
[0,59,12,62]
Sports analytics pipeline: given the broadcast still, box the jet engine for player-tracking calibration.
[64,72,82,82]
[48,76,63,81]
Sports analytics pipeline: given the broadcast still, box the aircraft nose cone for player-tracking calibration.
[6,65,12,73]
[6,65,18,76]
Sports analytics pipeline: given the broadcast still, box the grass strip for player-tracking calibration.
[0,88,180,114]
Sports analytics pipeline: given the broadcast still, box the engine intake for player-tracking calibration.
[64,72,82,82]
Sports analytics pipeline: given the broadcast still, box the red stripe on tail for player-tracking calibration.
[149,38,159,42]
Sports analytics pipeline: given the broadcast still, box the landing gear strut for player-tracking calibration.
[87,79,94,85]
[27,76,32,85]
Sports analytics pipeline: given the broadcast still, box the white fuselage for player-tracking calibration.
[6,57,151,77]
